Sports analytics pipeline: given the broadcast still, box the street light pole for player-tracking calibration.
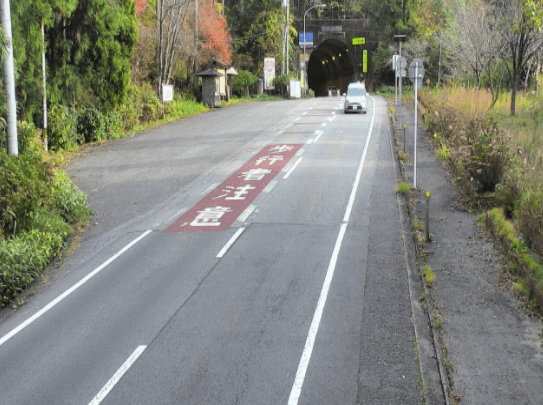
[303,4,325,93]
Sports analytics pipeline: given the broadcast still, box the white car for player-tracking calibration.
[344,82,367,114]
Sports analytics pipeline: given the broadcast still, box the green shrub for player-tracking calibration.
[516,187,543,258]
[51,170,92,225]
[17,121,42,154]
[119,84,144,130]
[232,71,257,96]
[78,108,107,143]
[140,84,162,123]
[0,229,64,306]
[48,105,81,151]
[0,149,54,236]
[104,110,123,139]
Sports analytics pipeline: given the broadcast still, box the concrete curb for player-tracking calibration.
[387,115,448,404]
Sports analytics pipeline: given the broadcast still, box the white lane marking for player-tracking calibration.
[306,138,314,145]
[276,131,284,136]
[88,345,147,405]
[262,140,269,146]
[327,115,336,123]
[263,180,278,193]
[283,157,303,179]
[321,123,327,127]
[200,183,219,196]
[227,166,236,175]
[285,123,293,129]
[343,96,376,223]
[331,112,336,115]
[0,230,152,348]
[313,130,324,143]
[294,117,301,121]
[302,111,308,115]
[296,148,305,157]
[164,208,187,225]
[216,227,246,258]
[288,96,377,405]
[287,224,348,405]
[237,204,256,223]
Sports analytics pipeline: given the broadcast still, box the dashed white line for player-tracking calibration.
[302,111,308,115]
[200,183,219,196]
[296,148,305,157]
[237,204,256,223]
[306,138,314,145]
[0,230,152,348]
[216,227,246,258]
[164,208,188,225]
[283,157,303,179]
[88,345,147,405]
[263,180,278,193]
[276,131,284,136]
[313,130,324,143]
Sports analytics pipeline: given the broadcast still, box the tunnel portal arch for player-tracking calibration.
[308,39,357,97]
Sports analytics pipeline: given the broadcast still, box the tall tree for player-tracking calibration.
[491,0,543,114]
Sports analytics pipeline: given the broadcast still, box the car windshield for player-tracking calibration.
[347,88,365,96]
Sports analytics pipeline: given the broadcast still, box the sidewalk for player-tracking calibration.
[393,101,543,405]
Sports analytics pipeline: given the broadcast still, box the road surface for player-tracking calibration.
[0,96,424,404]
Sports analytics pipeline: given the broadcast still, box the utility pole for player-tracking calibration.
[286,0,290,76]
[41,20,48,151]
[1,0,18,155]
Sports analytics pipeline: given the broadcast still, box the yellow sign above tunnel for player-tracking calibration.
[352,37,365,45]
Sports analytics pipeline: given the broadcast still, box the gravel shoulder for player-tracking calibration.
[393,101,543,404]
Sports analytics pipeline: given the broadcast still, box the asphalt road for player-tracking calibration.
[0,96,422,404]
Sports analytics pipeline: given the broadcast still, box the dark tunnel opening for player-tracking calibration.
[307,39,357,97]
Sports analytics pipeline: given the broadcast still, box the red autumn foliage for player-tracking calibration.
[135,0,148,16]
[199,0,232,64]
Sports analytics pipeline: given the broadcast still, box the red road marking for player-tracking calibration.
[164,144,303,232]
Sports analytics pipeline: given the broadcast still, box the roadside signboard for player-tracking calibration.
[263,57,275,90]
[289,79,301,99]
[299,33,313,47]
[409,58,425,89]
[217,69,226,96]
[363,50,368,73]
[352,37,365,45]
[162,84,173,102]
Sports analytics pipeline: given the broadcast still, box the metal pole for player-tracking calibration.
[414,62,418,189]
[303,13,306,92]
[1,0,18,155]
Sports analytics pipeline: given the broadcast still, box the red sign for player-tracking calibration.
[165,144,303,232]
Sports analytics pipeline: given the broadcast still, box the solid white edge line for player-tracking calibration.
[287,223,348,405]
[342,96,376,223]
[0,230,153,348]
[216,227,246,258]
[283,157,303,179]
[88,345,147,405]
[288,96,377,405]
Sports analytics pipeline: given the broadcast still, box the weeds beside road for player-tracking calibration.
[416,86,543,311]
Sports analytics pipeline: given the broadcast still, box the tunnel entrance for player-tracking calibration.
[308,39,357,97]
